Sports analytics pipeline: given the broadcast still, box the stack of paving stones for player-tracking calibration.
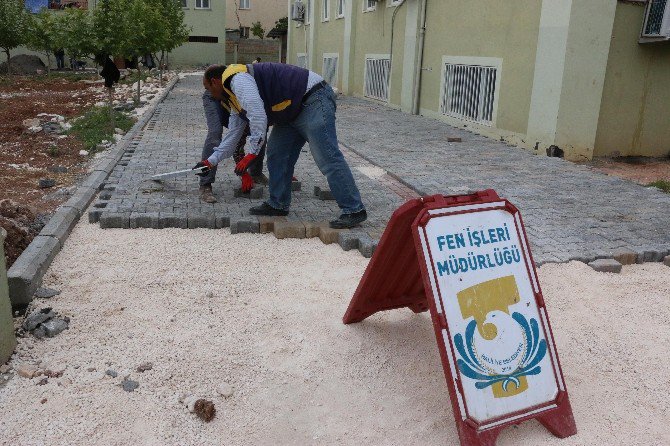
[335,96,670,267]
[92,76,409,258]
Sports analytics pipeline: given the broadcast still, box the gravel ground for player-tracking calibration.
[0,221,669,445]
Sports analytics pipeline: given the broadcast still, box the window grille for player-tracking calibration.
[323,55,338,86]
[643,0,668,35]
[296,54,307,69]
[364,57,390,102]
[441,63,497,125]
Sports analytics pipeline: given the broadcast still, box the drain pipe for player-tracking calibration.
[412,0,428,115]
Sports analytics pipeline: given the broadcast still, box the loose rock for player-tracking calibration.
[194,399,216,422]
[22,308,56,331]
[217,382,234,398]
[588,258,623,273]
[136,362,153,373]
[41,319,69,337]
[34,287,61,299]
[17,365,38,379]
[39,179,56,189]
[121,379,139,392]
[79,150,89,156]
[105,369,118,378]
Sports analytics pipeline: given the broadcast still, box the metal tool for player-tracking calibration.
[151,166,206,181]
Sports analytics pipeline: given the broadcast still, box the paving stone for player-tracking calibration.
[291,181,302,191]
[100,213,130,229]
[188,214,216,229]
[303,221,321,238]
[215,216,230,229]
[130,212,162,229]
[447,137,462,142]
[588,259,622,273]
[230,217,259,234]
[273,220,306,239]
[358,235,378,258]
[338,232,361,251]
[160,214,188,229]
[319,226,345,244]
[39,207,80,245]
[664,255,670,267]
[233,186,264,199]
[313,186,335,201]
[7,236,60,307]
[81,170,109,190]
[612,248,638,265]
[258,216,286,234]
[88,210,103,223]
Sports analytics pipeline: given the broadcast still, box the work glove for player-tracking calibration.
[193,159,212,176]
[240,172,254,193]
[234,153,257,176]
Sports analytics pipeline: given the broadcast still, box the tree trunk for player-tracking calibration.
[108,87,116,131]
[159,50,164,87]
[136,65,142,105]
[46,54,51,76]
[4,50,10,75]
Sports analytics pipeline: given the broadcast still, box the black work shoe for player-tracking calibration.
[249,202,289,216]
[329,210,367,229]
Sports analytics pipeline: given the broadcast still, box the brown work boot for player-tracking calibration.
[199,184,217,203]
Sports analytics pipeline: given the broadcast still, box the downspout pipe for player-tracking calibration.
[412,0,428,115]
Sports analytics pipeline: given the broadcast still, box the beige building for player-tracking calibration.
[227,0,287,38]
[288,0,670,160]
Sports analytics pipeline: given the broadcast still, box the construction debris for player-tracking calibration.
[22,308,70,338]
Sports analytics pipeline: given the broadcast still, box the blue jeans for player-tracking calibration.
[266,85,365,214]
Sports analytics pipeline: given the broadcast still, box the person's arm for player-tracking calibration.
[206,112,246,166]
[230,73,267,156]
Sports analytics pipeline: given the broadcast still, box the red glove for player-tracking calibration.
[193,159,212,176]
[234,153,257,176]
[240,172,254,193]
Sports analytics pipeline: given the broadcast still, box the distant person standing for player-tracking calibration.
[54,49,65,70]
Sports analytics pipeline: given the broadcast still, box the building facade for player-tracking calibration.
[226,0,286,39]
[288,0,670,160]
[171,0,227,67]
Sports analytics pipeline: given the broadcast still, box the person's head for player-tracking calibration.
[253,57,261,63]
[203,64,227,100]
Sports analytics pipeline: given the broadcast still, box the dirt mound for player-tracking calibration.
[0,55,46,75]
[0,199,46,268]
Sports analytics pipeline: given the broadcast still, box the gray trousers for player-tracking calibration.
[200,91,266,186]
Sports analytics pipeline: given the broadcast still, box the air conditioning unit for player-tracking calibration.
[640,0,670,43]
[291,0,305,22]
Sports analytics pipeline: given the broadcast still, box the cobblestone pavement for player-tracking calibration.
[335,96,670,263]
[93,75,670,264]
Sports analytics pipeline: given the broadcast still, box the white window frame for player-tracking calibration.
[322,53,339,87]
[438,56,502,127]
[387,0,402,6]
[239,0,251,10]
[180,0,188,8]
[305,0,312,24]
[336,0,345,18]
[363,54,391,102]
[195,0,210,10]
[363,0,376,13]
[322,0,330,21]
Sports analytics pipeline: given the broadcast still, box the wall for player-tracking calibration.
[594,1,670,157]
[227,0,286,37]
[225,37,282,64]
[169,0,227,67]
[0,229,16,365]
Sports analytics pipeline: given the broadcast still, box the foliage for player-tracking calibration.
[69,107,134,152]
[25,9,63,74]
[274,16,288,32]
[0,0,31,72]
[154,0,190,55]
[59,8,97,68]
[647,180,670,193]
[251,21,264,39]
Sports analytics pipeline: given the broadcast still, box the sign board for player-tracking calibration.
[343,190,576,446]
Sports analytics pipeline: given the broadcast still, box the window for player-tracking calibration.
[239,0,250,9]
[239,27,250,38]
[388,0,402,6]
[322,0,330,21]
[305,0,312,24]
[189,36,218,43]
[296,53,307,69]
[337,0,344,18]
[195,0,210,9]
[322,54,338,86]
[441,63,498,125]
[363,0,376,12]
[180,0,188,8]
[364,56,390,102]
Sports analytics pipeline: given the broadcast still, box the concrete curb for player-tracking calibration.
[7,74,181,308]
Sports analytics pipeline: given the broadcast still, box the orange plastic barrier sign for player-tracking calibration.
[344,190,576,446]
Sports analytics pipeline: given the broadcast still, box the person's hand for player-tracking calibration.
[193,160,212,176]
[240,172,254,193]
[234,154,257,176]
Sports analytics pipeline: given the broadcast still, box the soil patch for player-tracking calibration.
[584,156,670,186]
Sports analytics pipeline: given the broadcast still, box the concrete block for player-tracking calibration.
[130,212,163,229]
[230,217,259,234]
[320,226,345,245]
[88,210,102,223]
[447,137,462,143]
[641,250,664,263]
[313,186,335,201]
[39,207,80,245]
[0,228,17,363]
[338,232,360,251]
[291,181,302,192]
[612,248,637,266]
[234,187,264,199]
[99,213,130,229]
[273,220,306,239]
[62,187,97,215]
[358,235,378,258]
[7,235,61,307]
[188,214,216,229]
[588,259,622,274]
[303,221,321,238]
[215,216,230,229]
[258,216,286,234]
[664,255,670,267]
[81,170,109,190]
[159,213,188,229]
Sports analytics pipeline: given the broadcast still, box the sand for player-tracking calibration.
[0,221,669,445]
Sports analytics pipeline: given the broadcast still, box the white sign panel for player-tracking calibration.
[419,206,561,426]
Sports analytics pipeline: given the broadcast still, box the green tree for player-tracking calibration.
[274,17,288,33]
[154,0,190,85]
[251,21,264,39]
[60,8,96,71]
[0,0,30,74]
[26,10,63,75]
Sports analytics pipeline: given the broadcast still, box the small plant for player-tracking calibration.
[69,107,134,152]
[47,146,59,157]
[647,180,670,193]
[251,21,265,39]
